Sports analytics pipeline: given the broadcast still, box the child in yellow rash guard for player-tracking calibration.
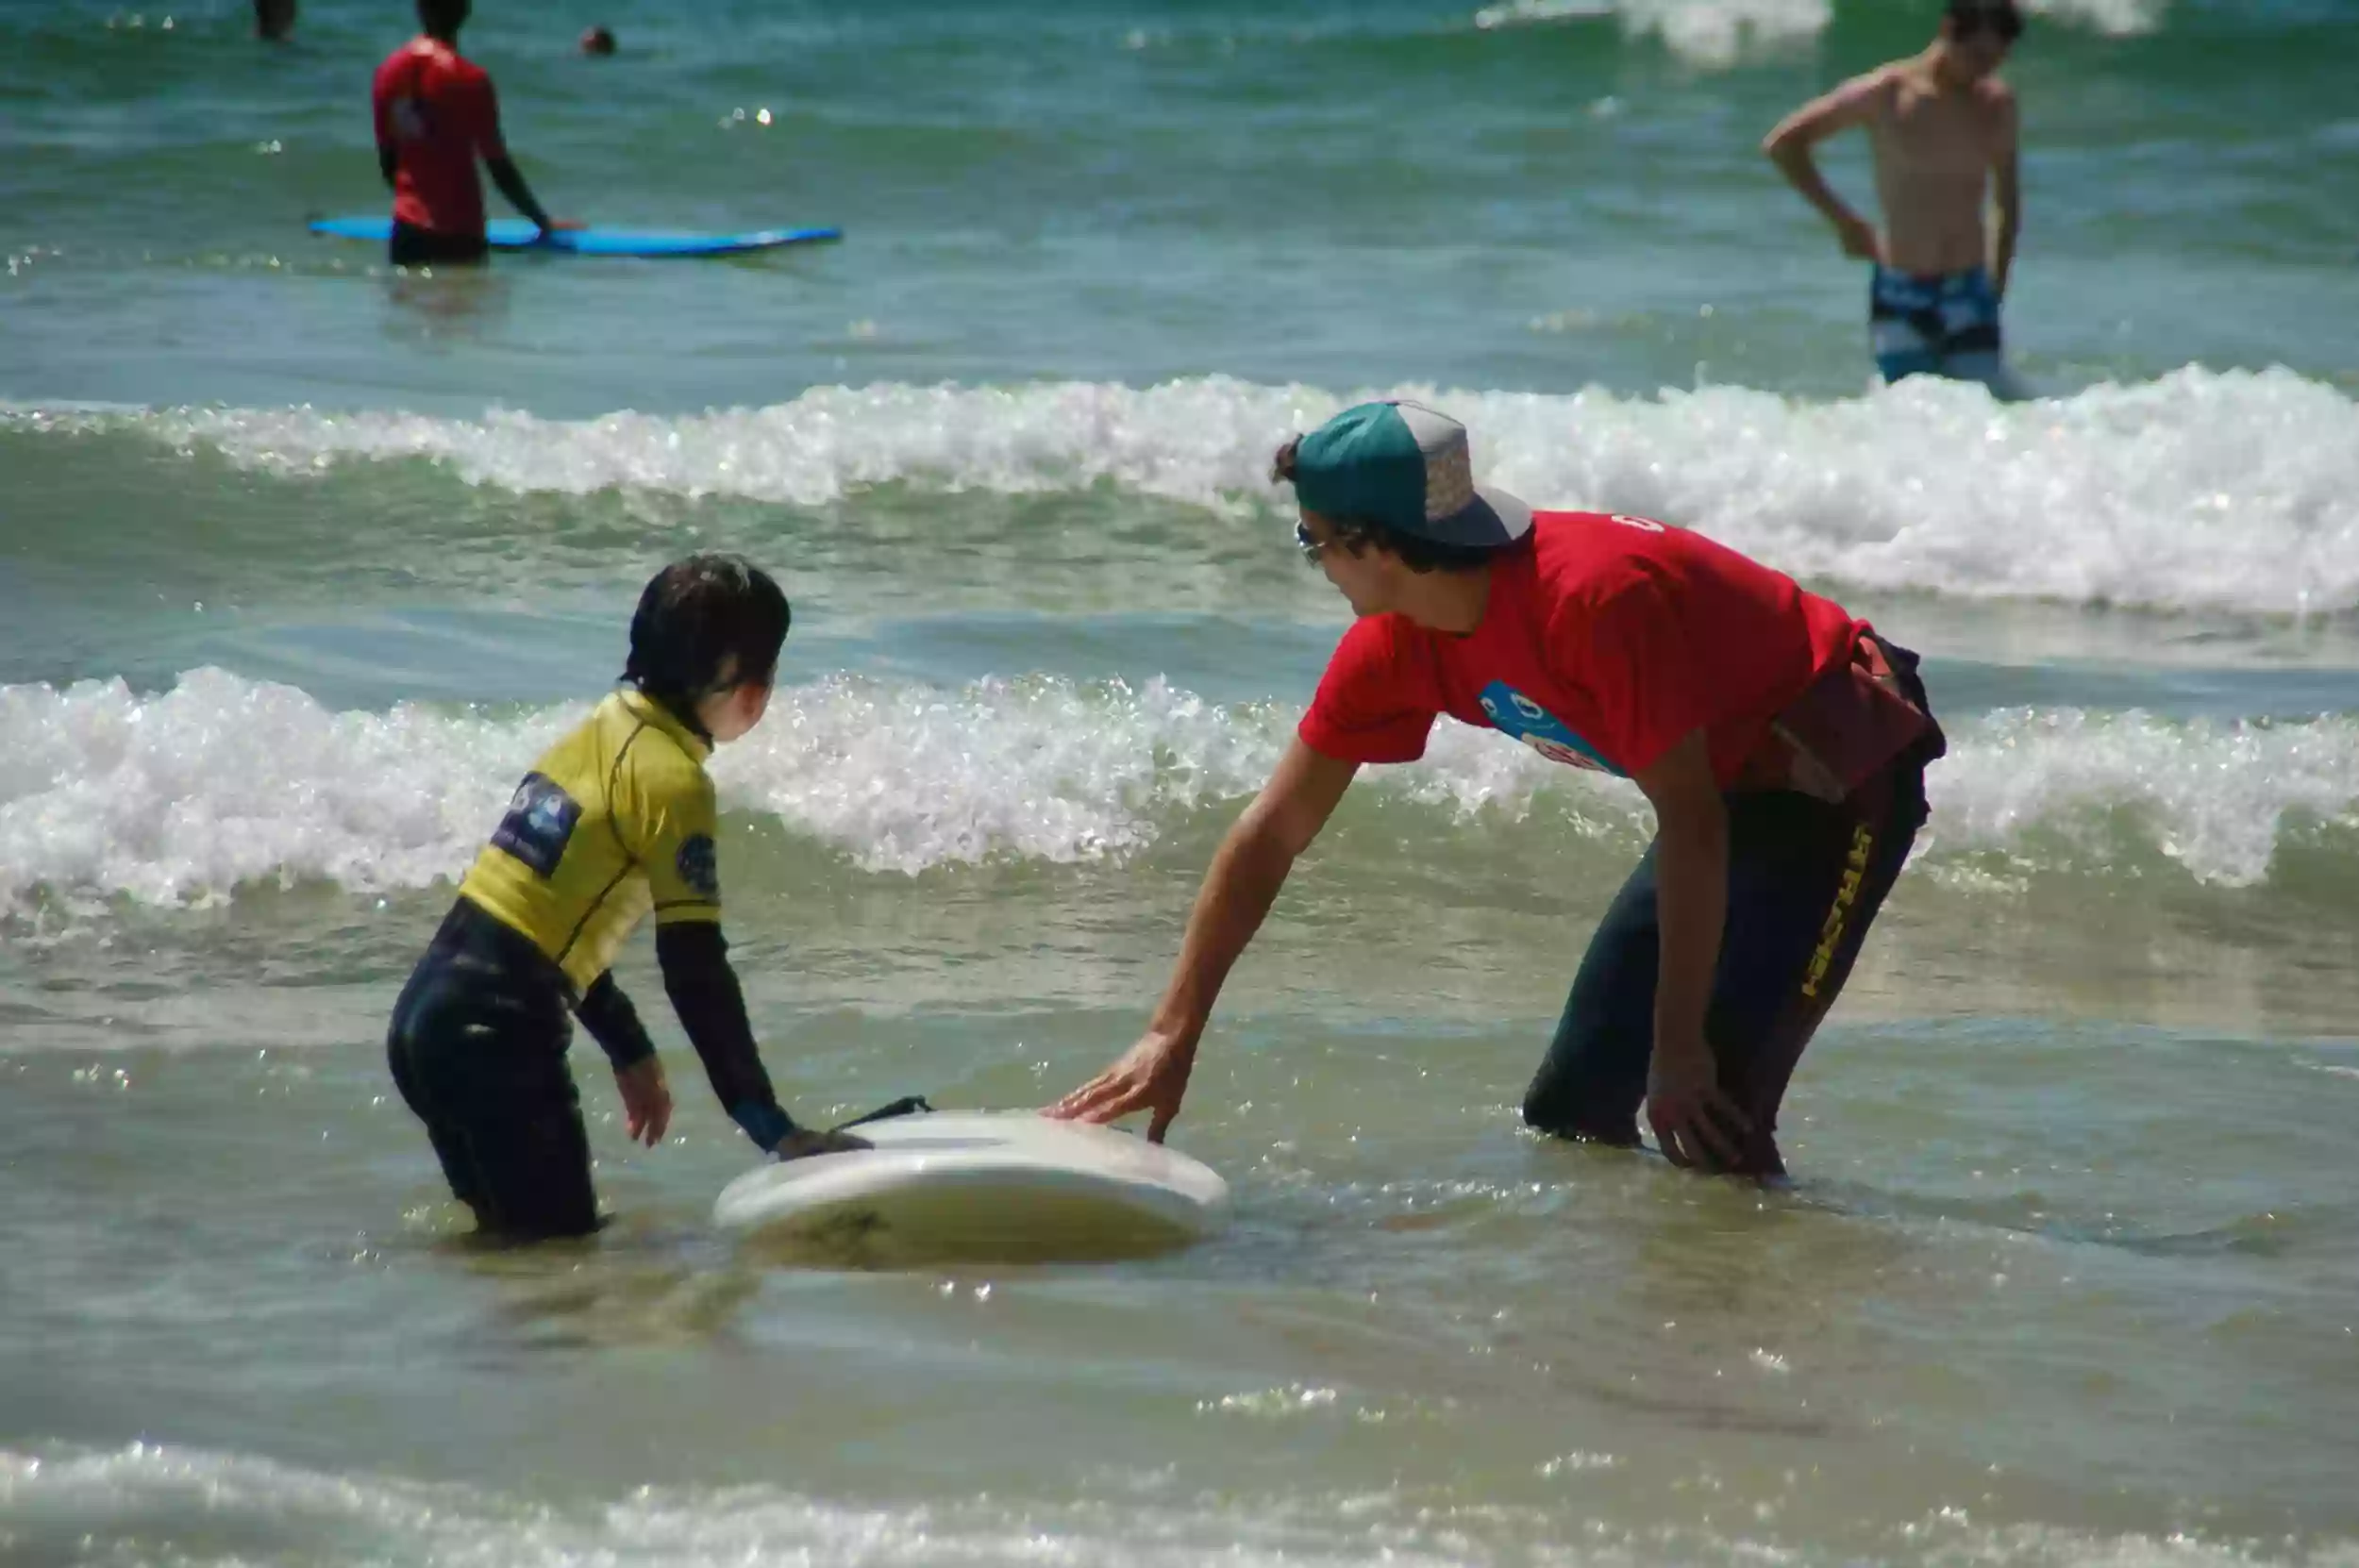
[386,555,865,1239]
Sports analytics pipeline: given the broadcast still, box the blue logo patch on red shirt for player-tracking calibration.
[1476,682,1618,775]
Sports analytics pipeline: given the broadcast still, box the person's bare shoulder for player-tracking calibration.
[1767,60,1899,148]
[1855,61,1907,96]
[1976,75,2019,142]
[1850,62,1907,121]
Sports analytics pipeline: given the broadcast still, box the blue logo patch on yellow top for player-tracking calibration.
[1476,682,1618,775]
[490,772,581,877]
[676,834,719,900]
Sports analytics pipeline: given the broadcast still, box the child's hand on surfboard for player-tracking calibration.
[775,1127,872,1162]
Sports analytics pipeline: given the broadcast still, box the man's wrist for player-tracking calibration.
[1651,1020,1711,1064]
[1146,1014,1204,1051]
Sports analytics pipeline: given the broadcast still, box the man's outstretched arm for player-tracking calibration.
[1047,739,1359,1142]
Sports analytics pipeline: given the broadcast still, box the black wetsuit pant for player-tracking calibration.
[389,221,490,267]
[1523,639,1941,1176]
[387,900,598,1238]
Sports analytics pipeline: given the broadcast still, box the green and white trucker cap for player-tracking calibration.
[1291,400,1533,549]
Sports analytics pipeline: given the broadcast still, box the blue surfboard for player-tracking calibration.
[308,216,841,259]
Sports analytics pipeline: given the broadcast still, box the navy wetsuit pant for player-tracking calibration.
[387,901,599,1239]
[1523,643,1938,1176]
[389,221,490,267]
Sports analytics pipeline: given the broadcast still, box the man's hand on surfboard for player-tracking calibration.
[614,1057,673,1148]
[774,1127,872,1162]
[1046,1027,1197,1143]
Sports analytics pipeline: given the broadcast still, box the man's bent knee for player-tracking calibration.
[1522,1079,1642,1145]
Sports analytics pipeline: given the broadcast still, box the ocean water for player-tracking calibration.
[4,0,2358,1565]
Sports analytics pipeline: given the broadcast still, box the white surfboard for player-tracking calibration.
[713,1110,1230,1265]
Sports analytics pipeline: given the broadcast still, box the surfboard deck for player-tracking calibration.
[713,1110,1230,1266]
[308,216,842,258]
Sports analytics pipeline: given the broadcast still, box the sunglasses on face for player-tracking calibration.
[1294,521,1328,564]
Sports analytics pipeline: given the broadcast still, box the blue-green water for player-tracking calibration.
[4,2,2358,1565]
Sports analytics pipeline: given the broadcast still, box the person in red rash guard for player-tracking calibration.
[372,0,561,265]
[1050,400,1944,1179]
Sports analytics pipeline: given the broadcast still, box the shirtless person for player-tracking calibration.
[1764,0,2023,392]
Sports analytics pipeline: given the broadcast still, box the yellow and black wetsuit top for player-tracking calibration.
[454,689,795,1149]
[462,690,721,990]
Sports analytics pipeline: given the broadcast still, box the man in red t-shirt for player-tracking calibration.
[1050,400,1943,1176]
[372,0,559,266]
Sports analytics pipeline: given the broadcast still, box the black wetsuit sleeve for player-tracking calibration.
[574,971,657,1072]
[655,922,797,1150]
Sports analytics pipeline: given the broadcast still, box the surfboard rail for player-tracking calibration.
[307,215,843,258]
[714,1109,1230,1265]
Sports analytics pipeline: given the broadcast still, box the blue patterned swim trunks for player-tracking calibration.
[1869,264,2006,388]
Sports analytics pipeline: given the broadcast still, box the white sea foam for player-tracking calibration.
[3,670,2351,909]
[1930,706,2359,885]
[4,1443,2351,1568]
[1470,0,1615,29]
[0,1443,1507,1568]
[1473,0,1831,68]
[0,670,577,907]
[2020,0,2170,39]
[31,367,2358,616]
[1464,0,2159,62]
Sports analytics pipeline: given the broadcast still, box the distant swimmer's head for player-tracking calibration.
[1940,0,2021,78]
[579,25,617,57]
[624,555,792,745]
[1274,400,1531,618]
[254,0,296,41]
[416,0,471,41]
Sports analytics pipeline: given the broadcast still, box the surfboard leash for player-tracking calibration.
[829,1094,936,1132]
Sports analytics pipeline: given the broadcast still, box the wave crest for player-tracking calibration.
[5,670,2352,908]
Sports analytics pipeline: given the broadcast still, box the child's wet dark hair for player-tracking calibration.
[622,555,790,726]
